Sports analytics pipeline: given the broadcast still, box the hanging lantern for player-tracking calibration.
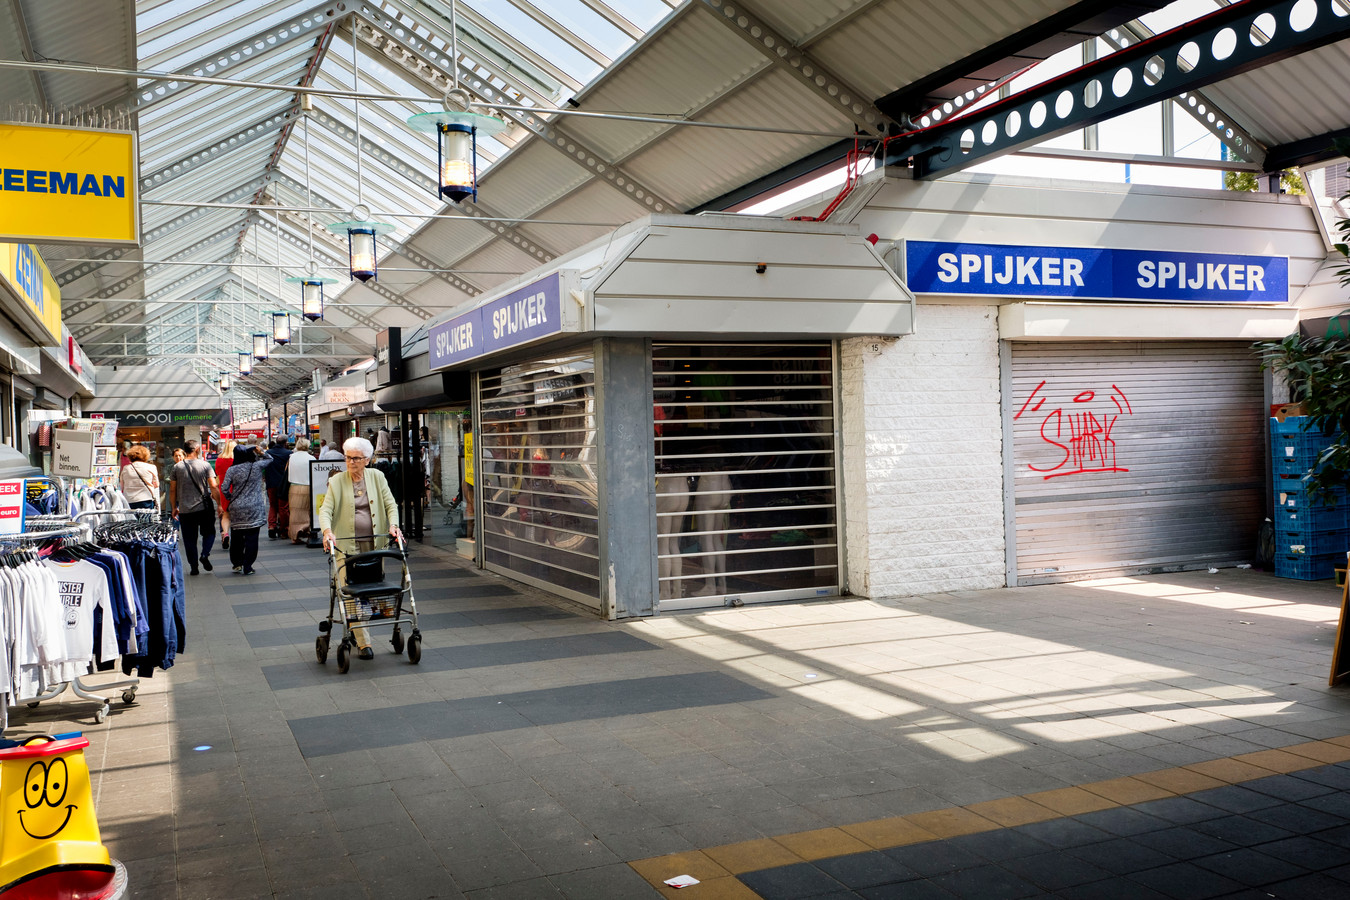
[219,372,231,392]
[324,218,394,283]
[407,107,508,204]
[286,273,337,321]
[253,332,269,361]
[238,352,253,376]
[272,311,292,345]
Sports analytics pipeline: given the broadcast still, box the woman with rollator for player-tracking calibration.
[319,436,403,660]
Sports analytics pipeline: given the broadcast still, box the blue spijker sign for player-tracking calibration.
[430,273,565,370]
[904,240,1289,304]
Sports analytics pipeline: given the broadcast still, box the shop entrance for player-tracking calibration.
[653,342,839,610]
[477,352,599,608]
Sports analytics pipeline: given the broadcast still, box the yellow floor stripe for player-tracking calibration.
[628,737,1348,898]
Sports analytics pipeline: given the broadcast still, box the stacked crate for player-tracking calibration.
[1272,417,1348,580]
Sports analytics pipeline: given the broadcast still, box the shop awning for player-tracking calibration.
[425,214,915,373]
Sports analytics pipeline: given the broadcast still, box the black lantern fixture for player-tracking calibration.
[286,263,337,321]
[272,311,293,345]
[252,332,270,361]
[325,210,394,282]
[219,372,231,392]
[238,352,253,376]
[408,98,508,204]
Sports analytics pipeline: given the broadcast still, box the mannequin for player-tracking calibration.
[655,474,688,601]
[375,425,392,455]
[688,472,731,596]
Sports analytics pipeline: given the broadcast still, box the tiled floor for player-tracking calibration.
[8,539,1350,898]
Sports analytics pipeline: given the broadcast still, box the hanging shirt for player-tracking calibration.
[43,558,119,669]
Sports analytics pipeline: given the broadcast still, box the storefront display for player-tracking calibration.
[653,342,838,610]
[478,353,598,605]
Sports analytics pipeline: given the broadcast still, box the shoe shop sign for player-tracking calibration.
[905,240,1288,303]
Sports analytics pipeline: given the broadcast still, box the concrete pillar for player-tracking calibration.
[595,338,656,618]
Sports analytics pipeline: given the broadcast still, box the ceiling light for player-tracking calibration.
[326,211,394,282]
[238,352,253,376]
[253,332,269,361]
[272,312,292,345]
[408,93,508,204]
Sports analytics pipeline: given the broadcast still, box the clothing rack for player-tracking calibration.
[8,512,147,726]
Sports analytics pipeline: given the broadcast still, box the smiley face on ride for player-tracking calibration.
[17,758,75,840]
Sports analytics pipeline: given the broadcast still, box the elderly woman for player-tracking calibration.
[218,443,270,575]
[287,436,314,543]
[120,444,160,510]
[319,436,403,660]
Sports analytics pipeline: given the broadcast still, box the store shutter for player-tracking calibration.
[653,342,840,610]
[478,352,600,608]
[1010,341,1265,584]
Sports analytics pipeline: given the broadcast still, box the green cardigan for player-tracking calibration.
[317,467,399,552]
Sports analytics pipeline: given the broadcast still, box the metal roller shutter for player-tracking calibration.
[653,342,840,611]
[478,352,600,608]
[1010,341,1264,584]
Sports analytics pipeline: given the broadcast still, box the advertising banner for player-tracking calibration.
[0,123,139,245]
[905,240,1289,304]
[0,480,23,536]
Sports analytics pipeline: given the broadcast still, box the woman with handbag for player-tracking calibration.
[120,445,160,511]
[319,436,403,659]
[218,443,270,575]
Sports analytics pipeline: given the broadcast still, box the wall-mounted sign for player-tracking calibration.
[0,243,61,345]
[905,240,1289,304]
[375,327,403,386]
[0,122,139,246]
[100,410,217,427]
[430,273,568,370]
[52,428,95,479]
[324,385,365,405]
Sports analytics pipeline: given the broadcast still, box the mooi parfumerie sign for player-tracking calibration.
[0,122,139,246]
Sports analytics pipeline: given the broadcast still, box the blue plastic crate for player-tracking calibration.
[1274,552,1342,581]
[1271,416,1336,437]
[1276,504,1346,531]
[1272,438,1333,470]
[1278,529,1350,556]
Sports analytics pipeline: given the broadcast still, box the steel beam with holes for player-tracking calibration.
[139,108,297,193]
[884,0,1350,178]
[1101,20,1265,163]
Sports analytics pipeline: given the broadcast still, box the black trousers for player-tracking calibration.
[179,508,215,571]
[230,526,261,572]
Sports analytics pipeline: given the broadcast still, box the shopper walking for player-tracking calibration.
[287,437,314,543]
[264,439,292,540]
[214,439,237,549]
[120,445,159,511]
[319,437,403,659]
[219,443,269,575]
[170,440,221,576]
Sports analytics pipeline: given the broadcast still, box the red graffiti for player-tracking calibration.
[1016,381,1132,480]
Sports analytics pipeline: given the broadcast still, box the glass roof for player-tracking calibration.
[112,0,678,397]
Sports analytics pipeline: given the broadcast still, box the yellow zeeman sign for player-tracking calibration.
[0,122,139,246]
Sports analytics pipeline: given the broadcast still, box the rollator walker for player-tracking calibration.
[316,534,422,674]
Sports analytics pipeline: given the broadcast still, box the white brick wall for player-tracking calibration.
[841,304,1007,597]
